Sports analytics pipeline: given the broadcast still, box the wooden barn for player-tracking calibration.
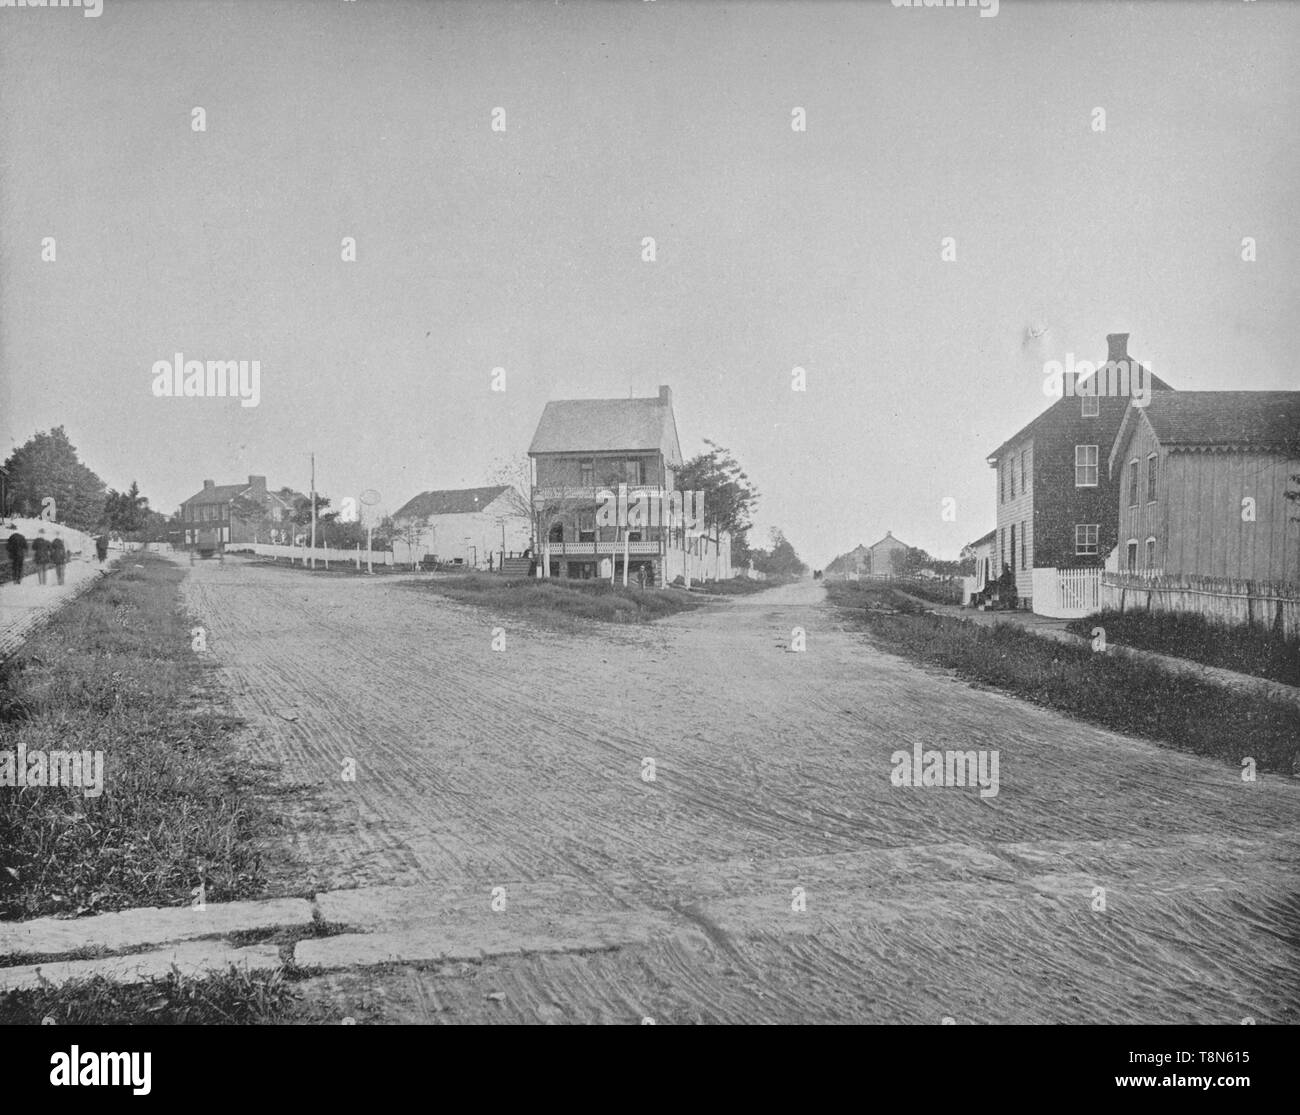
[1108,390,1300,583]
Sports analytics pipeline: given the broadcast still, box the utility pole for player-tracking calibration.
[310,452,317,570]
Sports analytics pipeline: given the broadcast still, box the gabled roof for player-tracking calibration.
[393,486,511,520]
[182,482,249,506]
[1109,391,1300,472]
[528,391,683,466]
[986,359,1174,464]
[965,528,997,550]
[182,481,303,509]
[869,532,909,551]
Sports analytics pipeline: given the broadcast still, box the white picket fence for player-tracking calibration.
[227,542,394,567]
[1029,566,1102,618]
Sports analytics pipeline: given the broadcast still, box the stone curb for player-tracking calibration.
[0,942,283,993]
[0,897,314,961]
[295,926,634,972]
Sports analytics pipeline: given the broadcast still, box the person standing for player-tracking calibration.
[32,529,51,585]
[95,531,109,564]
[5,528,26,584]
[51,534,67,586]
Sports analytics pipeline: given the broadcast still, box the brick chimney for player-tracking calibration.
[658,384,672,407]
[247,475,267,497]
[203,479,214,490]
[1106,333,1130,363]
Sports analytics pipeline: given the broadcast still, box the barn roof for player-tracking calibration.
[1142,391,1300,449]
[1110,391,1300,471]
[393,486,511,520]
[528,388,682,465]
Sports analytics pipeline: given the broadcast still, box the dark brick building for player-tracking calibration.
[986,334,1173,608]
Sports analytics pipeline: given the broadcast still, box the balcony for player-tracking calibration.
[540,540,663,556]
[532,485,666,507]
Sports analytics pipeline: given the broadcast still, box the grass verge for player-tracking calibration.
[684,575,789,596]
[417,573,712,626]
[0,964,326,1025]
[825,581,1300,773]
[0,554,276,920]
[1065,608,1300,688]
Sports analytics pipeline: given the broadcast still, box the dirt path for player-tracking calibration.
[181,560,1300,1024]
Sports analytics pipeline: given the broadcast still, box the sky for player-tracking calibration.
[1,0,1297,567]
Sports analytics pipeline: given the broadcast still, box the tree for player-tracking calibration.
[317,511,368,549]
[389,519,427,570]
[675,440,760,560]
[751,528,807,578]
[104,481,150,535]
[229,493,272,543]
[488,456,533,521]
[290,495,330,527]
[890,546,928,576]
[3,427,106,530]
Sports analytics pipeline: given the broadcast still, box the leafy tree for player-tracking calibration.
[290,495,330,528]
[230,493,272,542]
[751,528,807,578]
[3,427,106,530]
[317,511,368,549]
[103,481,150,534]
[675,440,759,560]
[369,514,397,548]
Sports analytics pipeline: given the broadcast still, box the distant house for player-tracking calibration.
[961,528,997,590]
[867,531,909,574]
[986,333,1174,612]
[1108,391,1300,583]
[844,544,871,574]
[527,384,729,585]
[391,486,529,567]
[179,475,297,548]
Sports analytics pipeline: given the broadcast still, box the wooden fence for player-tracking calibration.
[1102,572,1300,639]
[228,542,394,567]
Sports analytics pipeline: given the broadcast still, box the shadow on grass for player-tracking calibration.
[825,580,1300,774]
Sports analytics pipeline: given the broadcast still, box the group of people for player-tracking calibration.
[4,526,111,586]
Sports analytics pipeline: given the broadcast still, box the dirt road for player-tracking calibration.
[182,559,1299,1024]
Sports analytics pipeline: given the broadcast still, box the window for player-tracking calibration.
[624,459,643,486]
[1020,452,1026,494]
[577,511,595,543]
[1010,456,1016,499]
[1010,524,1016,573]
[580,459,594,487]
[1145,537,1156,569]
[1129,459,1139,506]
[1075,446,1098,487]
[1020,521,1026,570]
[1126,541,1138,572]
[1081,394,1099,417]
[1000,464,1005,504]
[1075,524,1099,556]
[1146,454,1157,502]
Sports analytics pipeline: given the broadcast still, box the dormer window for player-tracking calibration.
[1081,395,1099,417]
